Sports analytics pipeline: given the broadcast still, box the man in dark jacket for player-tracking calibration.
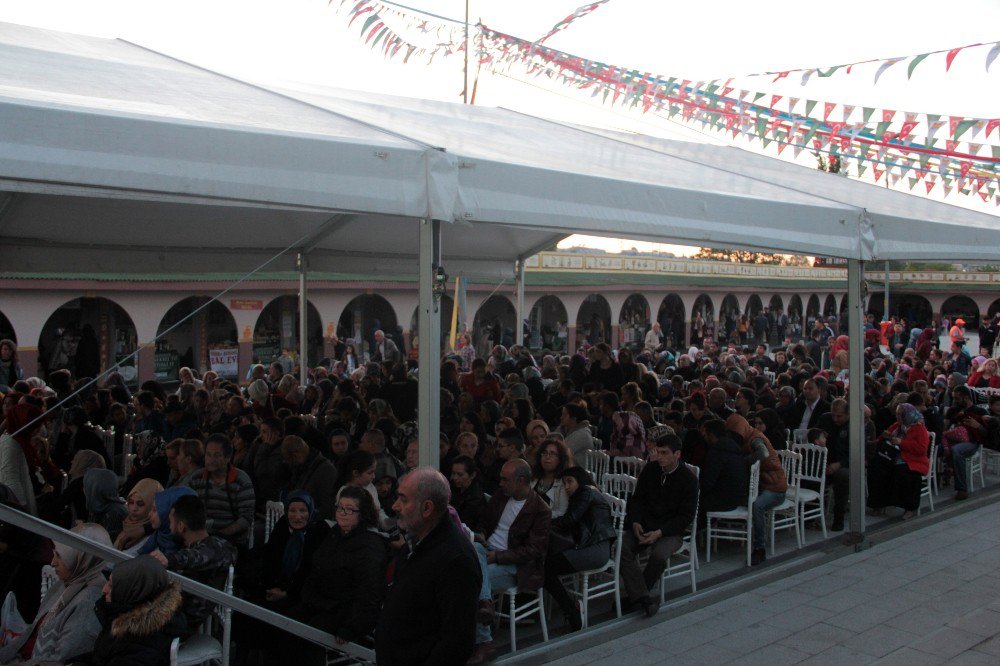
[470,459,551,662]
[619,433,698,617]
[280,436,337,521]
[377,468,481,666]
[815,398,851,531]
[700,419,749,512]
[785,379,830,432]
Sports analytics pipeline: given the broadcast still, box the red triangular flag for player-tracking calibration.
[946,140,959,153]
[873,168,884,182]
[771,95,783,108]
[926,179,936,194]
[945,47,963,71]
[824,102,836,121]
[949,116,962,137]
[986,119,1000,138]
[898,121,919,139]
[882,109,896,123]
[960,161,973,178]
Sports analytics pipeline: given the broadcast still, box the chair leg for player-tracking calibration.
[705,523,712,563]
[580,576,589,629]
[508,593,517,652]
[538,593,548,642]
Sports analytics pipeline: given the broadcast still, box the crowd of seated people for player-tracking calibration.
[0,314,998,663]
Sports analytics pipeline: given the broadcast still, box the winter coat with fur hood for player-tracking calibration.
[87,580,187,665]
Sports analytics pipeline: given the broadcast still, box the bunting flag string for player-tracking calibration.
[334,1,999,204]
[738,40,1000,85]
[534,1,614,46]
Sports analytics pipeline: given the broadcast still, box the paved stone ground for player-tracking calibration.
[544,500,1000,665]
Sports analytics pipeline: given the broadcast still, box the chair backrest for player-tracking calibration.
[792,429,809,446]
[685,463,700,540]
[602,492,627,564]
[39,564,56,599]
[925,441,937,479]
[778,449,802,490]
[652,407,670,424]
[600,472,637,499]
[121,433,134,477]
[582,449,610,483]
[747,461,761,505]
[169,637,180,666]
[613,455,644,477]
[763,369,776,384]
[793,443,829,485]
[264,500,285,544]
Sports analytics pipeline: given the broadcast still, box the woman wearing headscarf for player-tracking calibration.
[123,431,170,491]
[87,556,186,665]
[62,449,107,524]
[0,484,54,623]
[915,327,937,362]
[725,414,787,566]
[114,478,163,553]
[0,403,44,515]
[0,523,110,665]
[259,491,330,611]
[136,486,197,556]
[867,403,930,519]
[84,468,127,541]
[542,467,614,631]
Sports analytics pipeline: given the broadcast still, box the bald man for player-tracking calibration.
[469,459,551,663]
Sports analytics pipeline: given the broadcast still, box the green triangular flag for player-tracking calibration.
[907,54,930,79]
[753,92,766,103]
[803,126,818,143]
[755,116,768,137]
[955,119,977,140]
[818,65,842,77]
[918,153,932,169]
[361,14,381,35]
[805,100,818,117]
[862,107,875,123]
[858,164,868,177]
[668,104,679,117]
[875,121,891,137]
[992,146,1000,160]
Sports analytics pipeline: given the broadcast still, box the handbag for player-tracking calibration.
[0,591,26,648]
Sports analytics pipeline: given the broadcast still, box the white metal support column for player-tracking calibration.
[847,258,866,542]
[297,252,308,387]
[515,259,525,346]
[418,219,442,468]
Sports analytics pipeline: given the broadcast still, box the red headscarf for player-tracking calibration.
[5,402,44,471]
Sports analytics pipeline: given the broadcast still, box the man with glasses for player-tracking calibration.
[468,459,551,664]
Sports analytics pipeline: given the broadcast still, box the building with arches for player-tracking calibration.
[3,251,999,383]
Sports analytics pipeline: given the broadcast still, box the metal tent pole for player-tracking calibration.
[297,252,308,387]
[846,258,866,543]
[417,219,442,468]
[515,259,525,346]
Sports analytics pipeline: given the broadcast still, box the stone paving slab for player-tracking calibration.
[543,500,1000,665]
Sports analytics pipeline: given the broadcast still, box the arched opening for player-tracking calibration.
[575,294,612,347]
[823,294,837,317]
[254,296,323,371]
[719,294,740,344]
[806,294,821,331]
[409,294,455,354]
[941,295,980,330]
[337,294,399,360]
[619,294,651,351]
[866,293,934,328]
[0,311,15,343]
[691,294,714,346]
[38,297,138,384]
[473,295,517,357]
[155,297,239,382]
[656,294,685,349]
[528,295,568,353]
[988,298,1000,319]
[788,295,804,340]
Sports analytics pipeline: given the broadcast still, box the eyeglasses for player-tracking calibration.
[335,504,360,515]
[541,451,559,457]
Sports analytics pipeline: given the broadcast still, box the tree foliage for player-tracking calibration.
[692,247,809,265]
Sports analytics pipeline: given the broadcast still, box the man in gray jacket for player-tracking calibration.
[560,402,597,459]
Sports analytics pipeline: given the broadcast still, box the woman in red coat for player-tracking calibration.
[867,403,929,519]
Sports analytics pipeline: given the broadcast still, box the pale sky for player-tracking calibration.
[3,0,997,256]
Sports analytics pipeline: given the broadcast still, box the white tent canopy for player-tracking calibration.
[4,21,998,277]
[2,22,998,541]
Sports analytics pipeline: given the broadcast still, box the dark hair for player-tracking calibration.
[283,415,305,436]
[335,450,376,491]
[205,434,232,458]
[561,466,596,488]
[135,390,157,411]
[261,417,282,433]
[654,432,683,452]
[562,402,588,424]
[451,455,478,478]
[171,495,207,531]
[701,418,728,439]
[598,391,620,411]
[498,427,525,451]
[180,439,205,464]
[532,438,570,480]
[338,485,378,529]
[236,424,259,444]
[807,427,826,444]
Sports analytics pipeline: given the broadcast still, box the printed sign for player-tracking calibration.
[209,348,239,378]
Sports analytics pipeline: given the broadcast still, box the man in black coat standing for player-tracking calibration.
[376,467,481,665]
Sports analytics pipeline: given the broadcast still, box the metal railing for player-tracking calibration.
[0,503,375,663]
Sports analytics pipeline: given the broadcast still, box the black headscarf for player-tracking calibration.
[109,555,170,609]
